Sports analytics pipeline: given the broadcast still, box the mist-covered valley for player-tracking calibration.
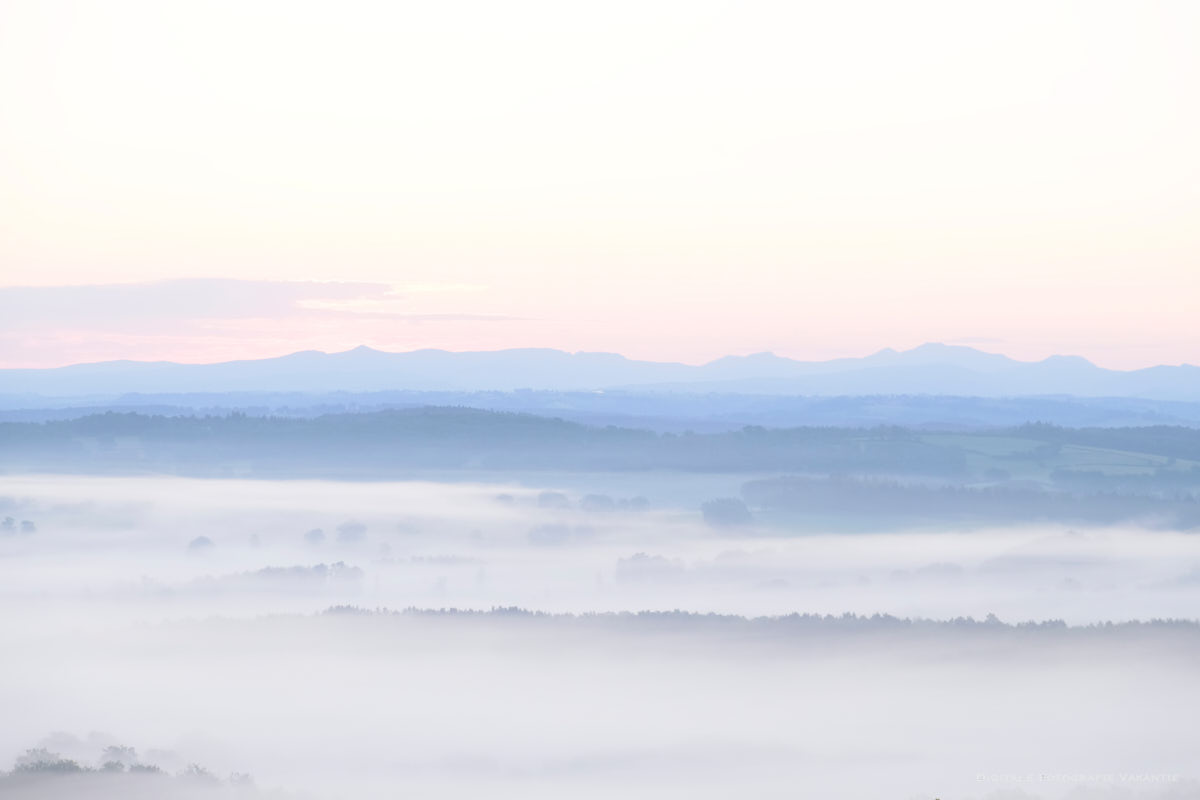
[3,472,1199,799]
[8,0,1200,794]
[6,474,1200,623]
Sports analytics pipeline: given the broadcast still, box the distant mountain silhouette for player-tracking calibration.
[3,343,1200,399]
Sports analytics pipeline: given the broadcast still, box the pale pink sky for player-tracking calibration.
[2,1,1199,369]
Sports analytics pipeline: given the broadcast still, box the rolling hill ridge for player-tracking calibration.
[3,343,1199,399]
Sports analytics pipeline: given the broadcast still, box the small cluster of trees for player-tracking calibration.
[0,516,36,535]
[535,491,650,512]
[188,520,374,553]
[3,746,252,788]
[740,474,1200,528]
[303,520,368,545]
[188,536,216,552]
[324,605,1200,638]
[187,562,364,593]
[701,498,753,527]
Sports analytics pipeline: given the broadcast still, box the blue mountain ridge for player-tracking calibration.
[2,342,1199,400]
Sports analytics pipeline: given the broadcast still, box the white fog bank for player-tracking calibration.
[2,475,1199,799]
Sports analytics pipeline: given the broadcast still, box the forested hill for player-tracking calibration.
[0,408,960,476]
[4,409,1200,488]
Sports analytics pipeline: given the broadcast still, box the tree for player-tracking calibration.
[179,763,219,784]
[626,496,650,511]
[580,494,616,512]
[14,749,84,773]
[701,498,753,527]
[537,491,570,509]
[101,745,137,767]
[336,521,366,544]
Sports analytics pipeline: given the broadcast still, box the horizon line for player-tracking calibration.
[6,341,1198,373]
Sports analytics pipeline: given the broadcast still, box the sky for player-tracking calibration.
[1,0,1198,369]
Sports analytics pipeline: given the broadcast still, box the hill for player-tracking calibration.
[4,343,1200,399]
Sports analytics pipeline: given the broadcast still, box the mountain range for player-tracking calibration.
[3,343,1200,400]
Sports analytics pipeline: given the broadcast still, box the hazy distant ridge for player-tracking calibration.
[5,343,1200,399]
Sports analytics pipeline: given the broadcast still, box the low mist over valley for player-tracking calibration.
[4,388,1200,797]
[6,1,1200,795]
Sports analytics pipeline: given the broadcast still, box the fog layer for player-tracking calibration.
[3,475,1198,799]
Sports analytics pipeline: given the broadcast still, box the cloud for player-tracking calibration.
[398,283,489,294]
[0,280,396,328]
[0,278,524,328]
[0,280,519,367]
